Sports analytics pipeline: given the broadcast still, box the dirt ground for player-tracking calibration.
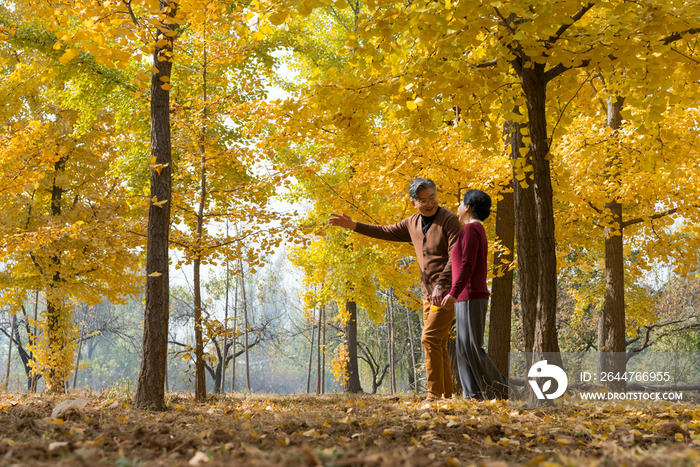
[0,392,699,466]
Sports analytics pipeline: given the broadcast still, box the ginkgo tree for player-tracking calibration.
[148,0,292,400]
[5,0,294,403]
[259,0,700,374]
[553,71,700,383]
[0,5,143,392]
[3,0,184,406]
[265,2,519,384]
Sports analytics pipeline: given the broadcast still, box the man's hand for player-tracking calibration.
[329,213,357,230]
[441,294,456,309]
[430,287,443,306]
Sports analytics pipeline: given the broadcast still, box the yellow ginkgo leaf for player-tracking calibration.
[161,83,172,91]
[148,272,162,277]
[58,49,80,64]
[152,197,168,207]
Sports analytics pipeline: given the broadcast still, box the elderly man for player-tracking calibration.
[330,178,461,401]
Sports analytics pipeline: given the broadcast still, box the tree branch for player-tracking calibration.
[622,207,679,229]
[584,71,607,112]
[473,58,498,68]
[493,8,516,34]
[626,315,700,359]
[662,28,700,45]
[546,2,596,46]
[549,74,591,140]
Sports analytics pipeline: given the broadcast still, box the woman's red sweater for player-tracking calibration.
[447,221,490,302]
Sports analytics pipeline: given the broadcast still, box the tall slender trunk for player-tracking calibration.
[599,96,627,390]
[4,312,16,390]
[306,315,315,394]
[388,291,396,395]
[316,307,322,394]
[72,306,88,389]
[192,27,209,402]
[222,252,229,394]
[231,274,238,393]
[405,306,418,392]
[135,0,177,410]
[306,318,315,393]
[344,301,363,393]
[321,306,326,393]
[193,255,205,399]
[238,260,251,393]
[29,291,39,392]
[488,181,514,379]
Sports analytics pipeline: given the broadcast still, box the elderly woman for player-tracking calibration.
[441,189,508,400]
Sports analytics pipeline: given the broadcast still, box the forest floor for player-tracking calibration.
[0,391,699,466]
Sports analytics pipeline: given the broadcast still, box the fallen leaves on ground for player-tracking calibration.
[0,392,698,466]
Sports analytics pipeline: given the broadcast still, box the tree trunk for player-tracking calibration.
[210,362,222,394]
[222,256,229,394]
[488,182,514,379]
[344,301,363,393]
[239,261,251,393]
[405,306,418,393]
[231,273,238,393]
[4,312,16,390]
[321,306,326,394]
[307,317,315,394]
[600,96,627,390]
[44,155,71,394]
[388,292,396,395]
[510,116,538,359]
[193,260,205,400]
[44,294,69,393]
[9,322,40,392]
[72,307,87,389]
[30,291,39,392]
[192,27,209,402]
[316,306,322,394]
[447,333,463,397]
[520,65,560,358]
[134,0,177,410]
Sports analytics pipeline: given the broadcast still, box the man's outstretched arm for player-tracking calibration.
[329,212,411,243]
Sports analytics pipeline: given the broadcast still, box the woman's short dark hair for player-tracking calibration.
[463,189,491,221]
[408,178,436,199]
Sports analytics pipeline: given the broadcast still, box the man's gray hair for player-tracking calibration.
[408,178,437,199]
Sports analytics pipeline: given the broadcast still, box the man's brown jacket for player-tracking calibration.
[354,207,462,297]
